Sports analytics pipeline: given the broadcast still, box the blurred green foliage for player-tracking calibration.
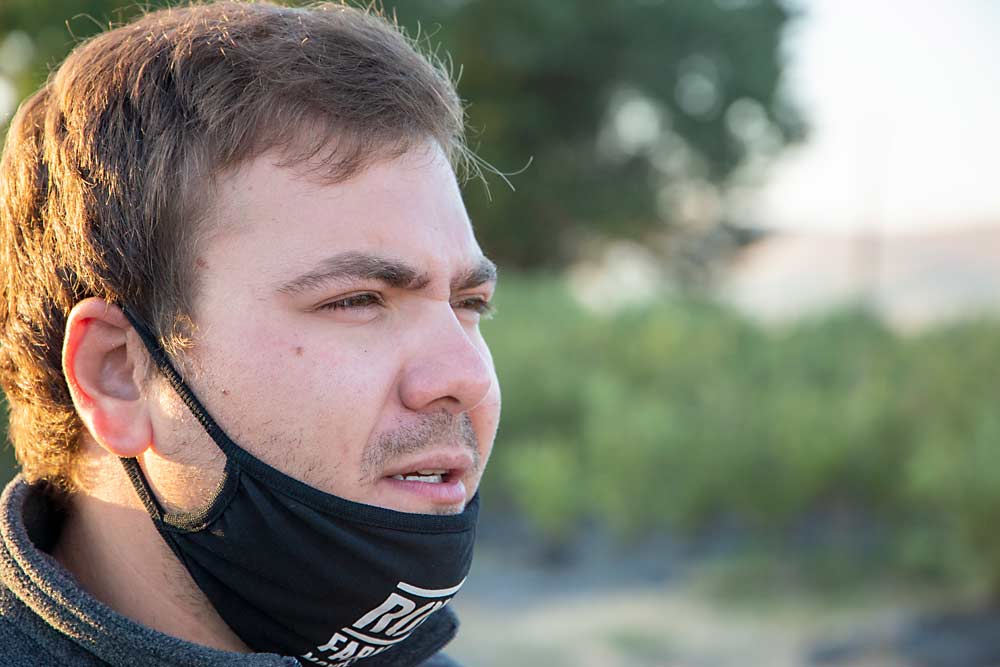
[474,276,1000,588]
[0,0,802,269]
[390,0,803,268]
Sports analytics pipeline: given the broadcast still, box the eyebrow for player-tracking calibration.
[451,256,498,293]
[275,251,498,296]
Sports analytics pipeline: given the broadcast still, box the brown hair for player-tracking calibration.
[0,1,468,492]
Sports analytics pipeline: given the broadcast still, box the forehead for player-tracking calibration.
[204,141,483,284]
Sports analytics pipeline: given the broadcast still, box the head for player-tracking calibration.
[0,1,499,515]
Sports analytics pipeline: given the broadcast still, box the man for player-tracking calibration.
[0,2,501,666]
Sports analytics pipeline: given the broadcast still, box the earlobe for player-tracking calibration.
[63,298,152,458]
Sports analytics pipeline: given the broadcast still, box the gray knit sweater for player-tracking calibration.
[0,476,462,667]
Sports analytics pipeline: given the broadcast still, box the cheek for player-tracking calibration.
[263,343,385,418]
[197,333,403,493]
[205,328,390,442]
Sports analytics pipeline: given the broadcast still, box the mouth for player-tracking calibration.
[379,453,474,509]
[389,469,452,483]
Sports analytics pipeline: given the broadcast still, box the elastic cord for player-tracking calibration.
[119,456,167,521]
[118,457,186,561]
[120,306,242,461]
[117,306,242,533]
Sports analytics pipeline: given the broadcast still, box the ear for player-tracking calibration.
[62,298,152,458]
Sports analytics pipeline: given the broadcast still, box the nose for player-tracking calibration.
[397,307,494,415]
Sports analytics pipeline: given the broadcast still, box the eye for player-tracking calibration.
[453,296,496,320]
[316,293,384,311]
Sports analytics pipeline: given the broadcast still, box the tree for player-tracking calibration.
[0,0,804,270]
[388,0,803,269]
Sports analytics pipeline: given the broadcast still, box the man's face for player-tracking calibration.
[154,140,500,515]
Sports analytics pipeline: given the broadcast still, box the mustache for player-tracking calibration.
[360,411,479,481]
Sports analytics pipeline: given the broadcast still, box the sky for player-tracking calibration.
[752,0,1000,234]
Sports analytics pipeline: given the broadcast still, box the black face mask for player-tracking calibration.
[118,308,479,666]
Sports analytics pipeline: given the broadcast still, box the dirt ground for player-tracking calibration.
[445,536,997,667]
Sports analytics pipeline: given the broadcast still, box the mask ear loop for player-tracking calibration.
[117,305,240,536]
[119,305,242,460]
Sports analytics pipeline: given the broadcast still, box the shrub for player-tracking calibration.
[481,276,1000,586]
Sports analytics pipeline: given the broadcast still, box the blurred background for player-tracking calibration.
[2,1,1000,665]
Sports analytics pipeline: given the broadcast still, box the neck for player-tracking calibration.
[52,464,250,653]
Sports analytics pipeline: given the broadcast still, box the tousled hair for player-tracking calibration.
[0,1,468,492]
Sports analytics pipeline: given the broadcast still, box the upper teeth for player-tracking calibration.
[392,469,447,483]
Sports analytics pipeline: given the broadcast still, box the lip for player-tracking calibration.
[380,451,475,480]
[380,476,468,505]
[378,450,475,507]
